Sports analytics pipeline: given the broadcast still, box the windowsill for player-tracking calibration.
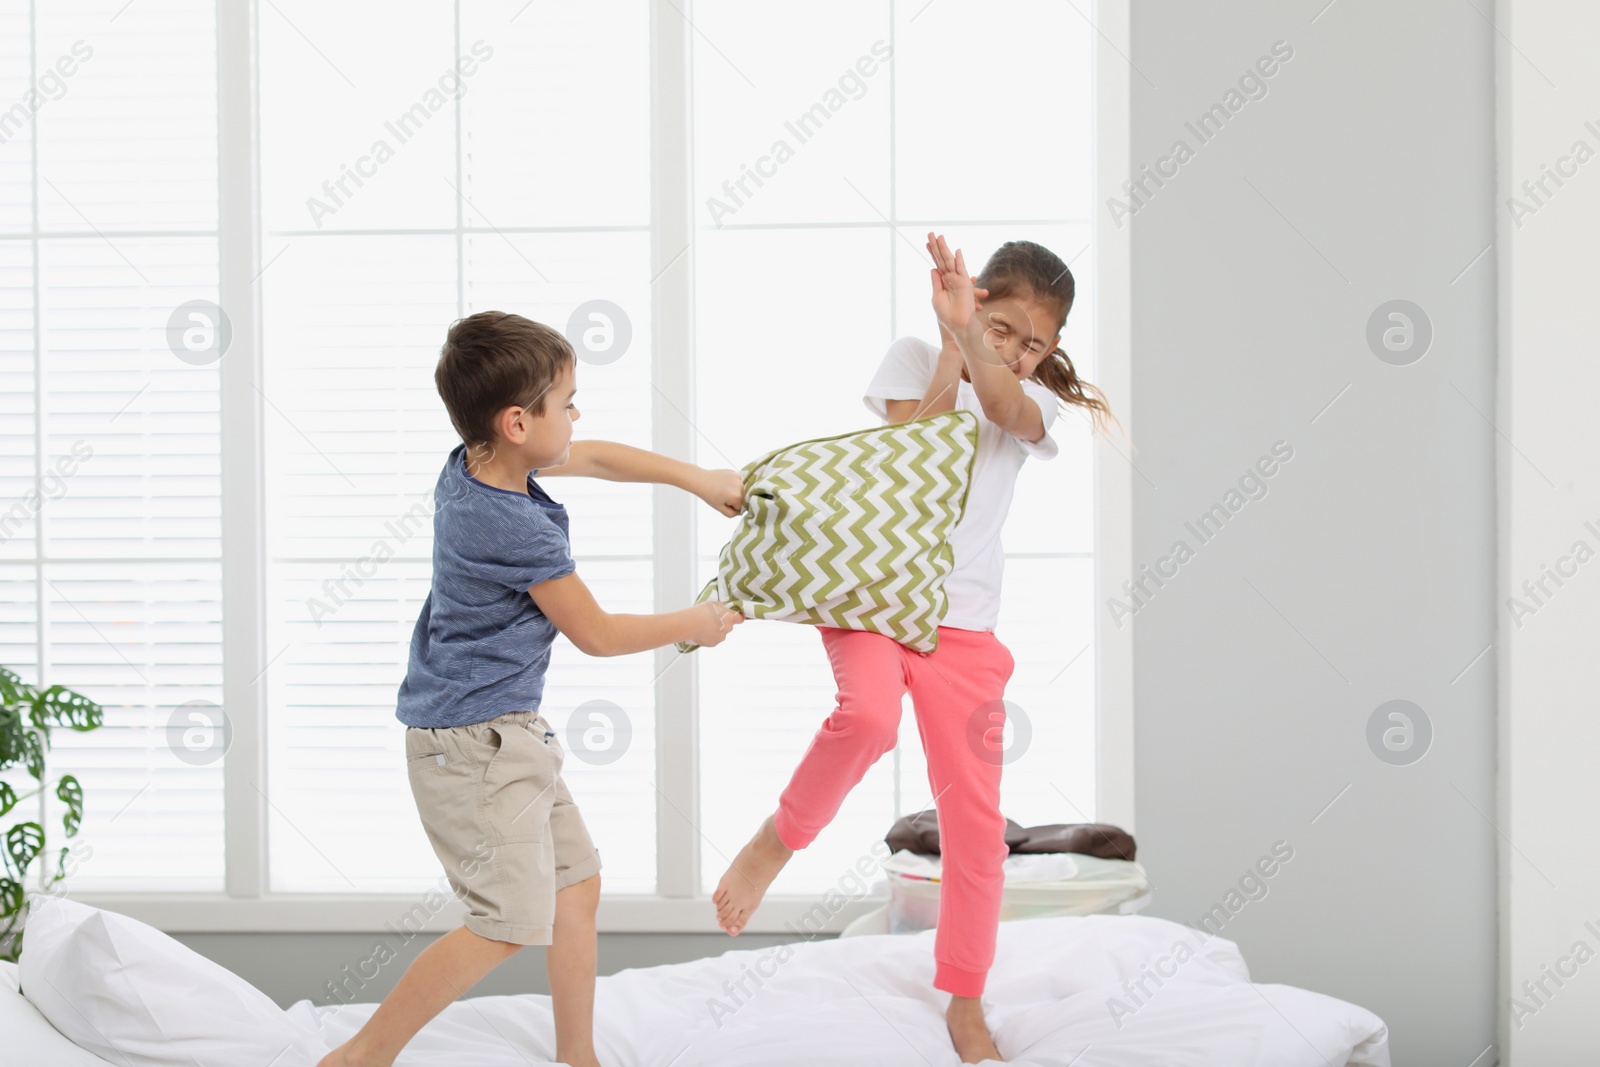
[62,892,882,936]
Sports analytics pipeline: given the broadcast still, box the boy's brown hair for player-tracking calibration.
[435,311,575,449]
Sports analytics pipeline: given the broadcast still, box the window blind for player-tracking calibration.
[1,0,225,891]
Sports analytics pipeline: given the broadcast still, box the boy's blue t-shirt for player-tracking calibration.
[395,443,575,729]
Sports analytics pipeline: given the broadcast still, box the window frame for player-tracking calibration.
[66,0,1133,934]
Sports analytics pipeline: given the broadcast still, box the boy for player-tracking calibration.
[319,311,744,1067]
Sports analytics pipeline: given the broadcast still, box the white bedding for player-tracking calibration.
[289,913,1390,1066]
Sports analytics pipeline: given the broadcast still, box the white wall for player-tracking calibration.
[1126,3,1497,1063]
[1498,1,1600,1061]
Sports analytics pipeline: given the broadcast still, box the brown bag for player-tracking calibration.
[885,808,1136,862]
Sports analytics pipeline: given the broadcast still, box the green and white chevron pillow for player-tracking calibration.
[677,409,980,654]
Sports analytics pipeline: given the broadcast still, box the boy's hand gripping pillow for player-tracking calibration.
[678,409,979,654]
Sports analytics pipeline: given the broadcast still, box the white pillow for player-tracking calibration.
[1,978,120,1066]
[21,895,330,1067]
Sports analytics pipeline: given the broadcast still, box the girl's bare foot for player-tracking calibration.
[947,995,1003,1064]
[712,815,793,935]
[556,1052,603,1067]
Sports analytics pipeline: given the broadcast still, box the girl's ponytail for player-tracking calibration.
[1031,345,1119,439]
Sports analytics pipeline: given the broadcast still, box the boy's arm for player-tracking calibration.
[535,440,745,517]
[528,570,741,657]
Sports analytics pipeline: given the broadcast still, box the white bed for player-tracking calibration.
[10,896,1389,1067]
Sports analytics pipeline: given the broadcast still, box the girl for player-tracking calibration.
[712,233,1118,1063]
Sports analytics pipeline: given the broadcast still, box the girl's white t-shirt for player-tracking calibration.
[862,335,1060,632]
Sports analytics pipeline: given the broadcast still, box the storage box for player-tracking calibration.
[883,851,1151,934]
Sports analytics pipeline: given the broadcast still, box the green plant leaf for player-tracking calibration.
[55,775,83,837]
[0,904,21,964]
[4,822,43,881]
[0,876,20,919]
[0,705,30,772]
[0,720,46,780]
[0,666,24,707]
[45,845,69,887]
[0,885,22,964]
[31,685,102,732]
[0,780,15,818]
[21,728,43,781]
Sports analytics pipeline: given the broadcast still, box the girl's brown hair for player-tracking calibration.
[975,240,1120,439]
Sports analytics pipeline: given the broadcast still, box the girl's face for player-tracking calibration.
[961,291,1064,382]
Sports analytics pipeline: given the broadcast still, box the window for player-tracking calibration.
[2,0,1115,927]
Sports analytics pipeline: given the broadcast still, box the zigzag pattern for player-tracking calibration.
[677,410,979,654]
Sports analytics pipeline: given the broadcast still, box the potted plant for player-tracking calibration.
[0,664,102,962]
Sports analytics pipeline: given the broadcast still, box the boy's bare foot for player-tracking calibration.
[713,815,793,935]
[317,1042,383,1067]
[947,995,1003,1064]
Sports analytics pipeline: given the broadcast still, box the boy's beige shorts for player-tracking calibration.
[405,709,602,946]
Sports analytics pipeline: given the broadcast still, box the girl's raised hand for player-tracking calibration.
[926,232,988,332]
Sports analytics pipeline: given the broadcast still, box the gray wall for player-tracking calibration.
[1127,2,1496,1065]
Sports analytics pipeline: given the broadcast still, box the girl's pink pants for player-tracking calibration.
[772,624,1016,997]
